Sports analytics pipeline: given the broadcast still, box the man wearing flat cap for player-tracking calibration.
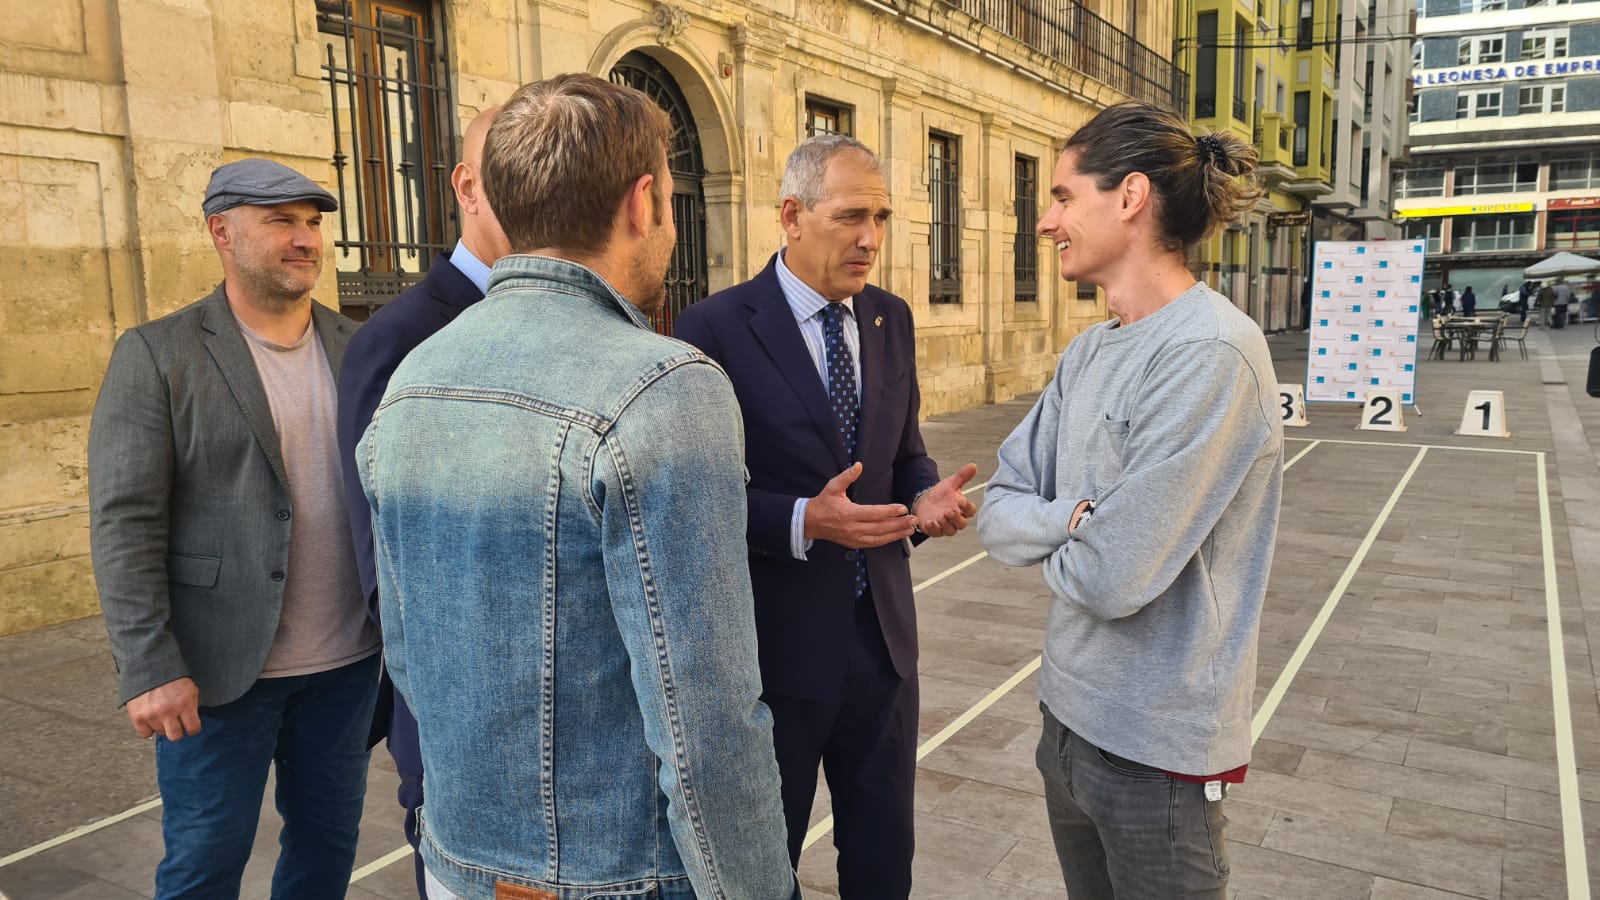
[89,157,380,899]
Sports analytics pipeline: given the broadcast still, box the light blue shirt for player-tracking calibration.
[449,240,491,295]
[776,250,861,560]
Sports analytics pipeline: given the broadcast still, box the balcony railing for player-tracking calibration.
[939,0,1188,112]
[1257,111,1296,169]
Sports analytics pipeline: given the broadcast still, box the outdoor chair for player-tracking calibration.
[1500,319,1531,361]
[1465,313,1504,358]
[1428,317,1452,361]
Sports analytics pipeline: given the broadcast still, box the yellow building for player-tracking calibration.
[0,0,1181,635]
[1176,0,1337,331]
[1177,0,1412,330]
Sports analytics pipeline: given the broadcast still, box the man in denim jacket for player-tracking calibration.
[358,74,798,900]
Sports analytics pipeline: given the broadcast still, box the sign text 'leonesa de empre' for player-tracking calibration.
[1414,56,1600,88]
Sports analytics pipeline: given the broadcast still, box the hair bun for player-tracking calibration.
[1195,134,1226,168]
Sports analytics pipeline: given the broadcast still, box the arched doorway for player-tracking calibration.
[609,51,709,334]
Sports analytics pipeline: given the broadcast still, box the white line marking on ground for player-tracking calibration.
[800,656,1039,852]
[0,797,162,869]
[1285,436,1537,456]
[1284,440,1322,470]
[1251,446,1428,744]
[349,843,416,884]
[910,551,989,594]
[1537,452,1590,900]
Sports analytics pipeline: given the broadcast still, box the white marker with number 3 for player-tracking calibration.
[1278,384,1309,427]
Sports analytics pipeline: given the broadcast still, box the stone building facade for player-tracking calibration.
[0,0,1180,635]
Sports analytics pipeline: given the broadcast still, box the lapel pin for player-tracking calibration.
[874,316,883,327]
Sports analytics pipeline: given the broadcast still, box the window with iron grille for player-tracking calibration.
[1195,13,1219,118]
[805,96,854,137]
[1014,155,1038,303]
[928,133,962,305]
[1233,20,1249,122]
[1076,283,1099,301]
[318,0,456,314]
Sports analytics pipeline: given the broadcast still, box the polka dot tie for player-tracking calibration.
[822,303,867,598]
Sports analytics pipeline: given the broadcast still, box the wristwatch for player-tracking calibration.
[1075,500,1095,529]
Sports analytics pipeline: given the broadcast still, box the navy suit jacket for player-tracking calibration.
[337,254,484,770]
[675,255,939,699]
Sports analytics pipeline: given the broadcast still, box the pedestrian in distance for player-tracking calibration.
[358,74,798,900]
[89,158,380,899]
[978,102,1285,900]
[1460,285,1477,318]
[335,104,510,900]
[675,134,980,899]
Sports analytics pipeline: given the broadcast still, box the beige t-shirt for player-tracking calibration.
[237,314,380,677]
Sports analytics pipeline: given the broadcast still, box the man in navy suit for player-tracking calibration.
[336,105,508,899]
[675,135,978,898]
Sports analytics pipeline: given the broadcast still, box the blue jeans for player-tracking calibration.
[1035,704,1229,900]
[154,653,381,899]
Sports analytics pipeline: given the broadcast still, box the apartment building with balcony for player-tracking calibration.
[1321,0,1412,239]
[1399,0,1600,296]
[1178,0,1314,332]
[1178,0,1411,330]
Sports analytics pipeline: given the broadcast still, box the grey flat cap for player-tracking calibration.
[203,158,338,217]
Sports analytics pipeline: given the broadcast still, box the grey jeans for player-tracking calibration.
[1035,704,1230,899]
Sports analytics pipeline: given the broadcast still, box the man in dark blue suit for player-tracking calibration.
[675,135,978,898]
[336,105,508,899]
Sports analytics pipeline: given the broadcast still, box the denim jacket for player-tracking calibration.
[358,255,798,900]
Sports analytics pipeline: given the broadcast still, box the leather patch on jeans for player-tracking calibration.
[496,883,558,900]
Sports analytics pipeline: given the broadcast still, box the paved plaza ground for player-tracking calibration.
[2,320,1599,899]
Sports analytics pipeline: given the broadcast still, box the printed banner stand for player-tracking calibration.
[1305,240,1425,417]
[1456,389,1509,437]
[1277,383,1309,427]
[1359,390,1406,432]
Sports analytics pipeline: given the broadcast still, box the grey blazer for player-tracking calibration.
[88,285,358,708]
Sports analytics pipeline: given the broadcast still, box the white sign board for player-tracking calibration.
[1306,240,1425,406]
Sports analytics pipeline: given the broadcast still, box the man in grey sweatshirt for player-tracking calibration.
[978,103,1284,898]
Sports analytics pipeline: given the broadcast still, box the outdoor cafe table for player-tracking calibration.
[1443,316,1501,361]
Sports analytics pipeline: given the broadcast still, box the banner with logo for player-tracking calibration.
[1305,240,1427,405]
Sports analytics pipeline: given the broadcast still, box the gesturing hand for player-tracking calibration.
[912,463,980,538]
[127,677,202,741]
[804,462,919,549]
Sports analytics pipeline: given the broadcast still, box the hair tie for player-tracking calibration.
[1195,134,1224,167]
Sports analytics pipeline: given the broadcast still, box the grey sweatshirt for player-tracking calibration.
[978,283,1283,775]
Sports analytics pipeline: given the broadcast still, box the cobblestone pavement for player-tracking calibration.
[3,322,1598,899]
